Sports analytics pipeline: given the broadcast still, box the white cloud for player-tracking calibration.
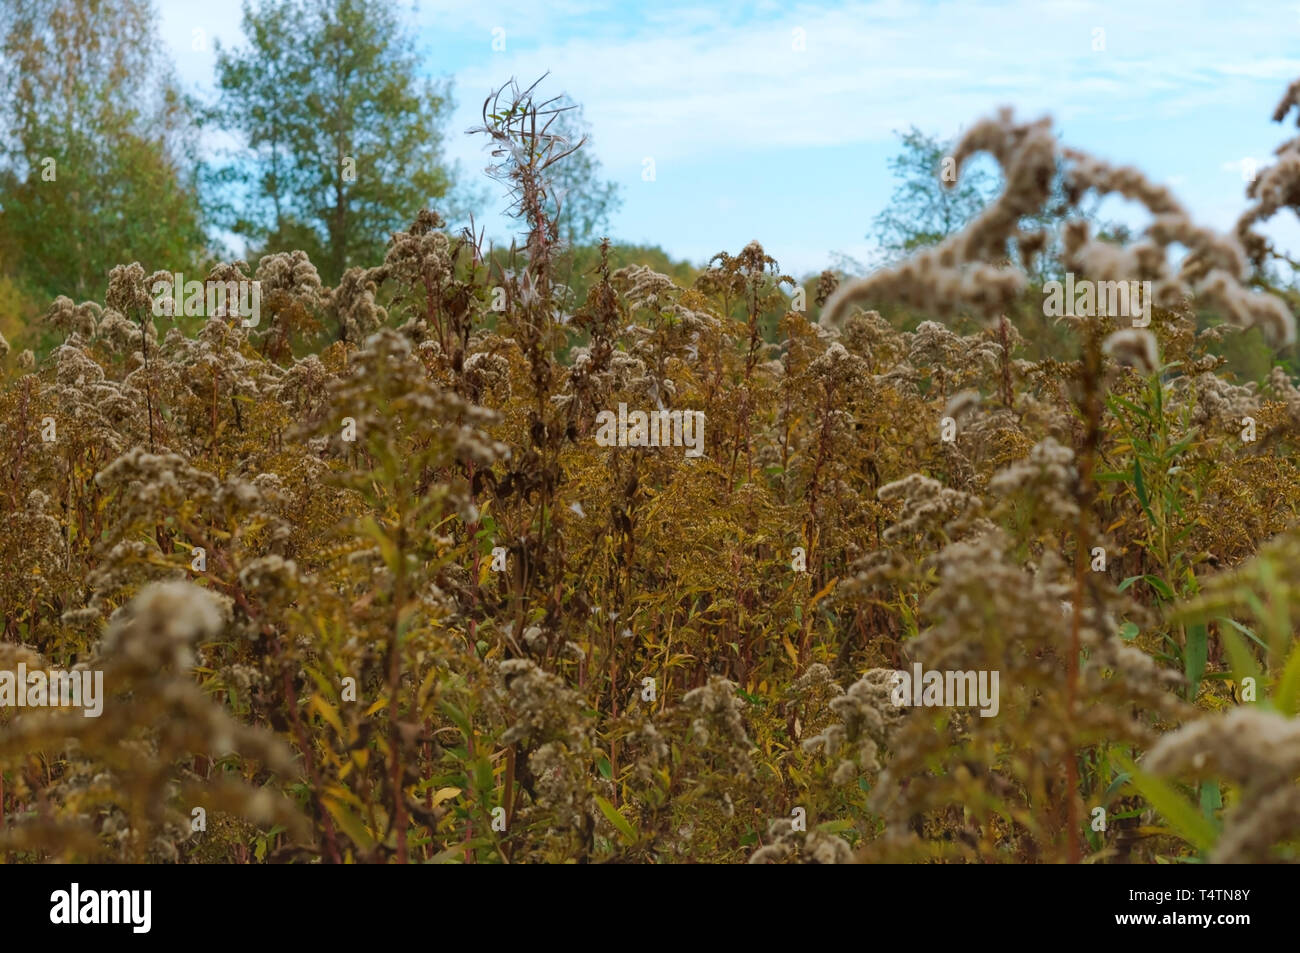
[438,0,1300,178]
[158,0,1300,179]
[151,0,1300,268]
[1212,58,1300,80]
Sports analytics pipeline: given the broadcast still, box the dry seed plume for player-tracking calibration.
[822,107,1296,347]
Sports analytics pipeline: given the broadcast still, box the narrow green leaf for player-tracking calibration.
[1273,638,1300,715]
[438,699,472,737]
[1114,755,1217,853]
[1143,574,1174,600]
[1110,394,1150,420]
[1133,457,1156,526]
[1168,429,1199,457]
[593,795,637,845]
[1102,771,1132,803]
[1217,618,1264,689]
[1185,622,1208,699]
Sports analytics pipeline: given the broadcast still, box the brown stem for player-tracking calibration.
[277,645,343,864]
[387,526,410,864]
[998,315,1014,409]
[1067,327,1104,864]
[140,313,155,453]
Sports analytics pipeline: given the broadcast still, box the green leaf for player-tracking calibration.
[1273,638,1300,715]
[1102,771,1132,803]
[596,756,612,779]
[1110,394,1150,421]
[438,699,472,737]
[1168,428,1199,457]
[593,795,638,845]
[1184,622,1208,699]
[1142,573,1174,601]
[1217,618,1262,691]
[1133,457,1156,526]
[1114,754,1217,853]
[1198,780,1222,823]
[473,756,494,796]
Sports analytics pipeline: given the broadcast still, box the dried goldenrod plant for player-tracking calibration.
[3,76,1300,867]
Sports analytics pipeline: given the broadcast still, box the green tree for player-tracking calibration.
[0,0,206,302]
[212,0,457,285]
[556,241,698,320]
[869,127,997,263]
[870,126,1111,284]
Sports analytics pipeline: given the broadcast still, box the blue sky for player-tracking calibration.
[157,0,1300,278]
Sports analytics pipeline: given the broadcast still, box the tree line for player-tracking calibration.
[0,0,621,343]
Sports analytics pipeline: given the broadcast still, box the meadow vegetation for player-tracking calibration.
[2,9,1300,865]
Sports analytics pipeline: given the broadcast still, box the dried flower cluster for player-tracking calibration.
[2,81,1300,866]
